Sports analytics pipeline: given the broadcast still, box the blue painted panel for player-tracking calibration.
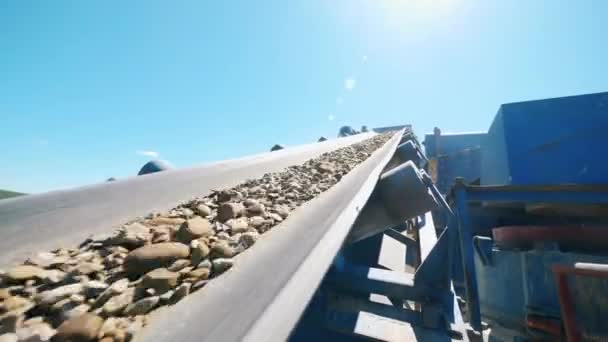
[476,246,608,339]
[423,132,486,158]
[481,109,510,186]
[482,92,608,185]
[436,148,482,194]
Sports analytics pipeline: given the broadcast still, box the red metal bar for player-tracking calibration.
[526,315,562,339]
[552,263,608,342]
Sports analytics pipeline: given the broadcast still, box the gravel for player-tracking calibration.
[0,133,392,341]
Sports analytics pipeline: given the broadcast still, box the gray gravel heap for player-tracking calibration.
[0,133,392,342]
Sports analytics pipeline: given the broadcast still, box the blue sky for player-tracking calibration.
[1,1,607,193]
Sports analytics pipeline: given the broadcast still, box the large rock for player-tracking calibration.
[35,283,83,306]
[175,217,213,243]
[124,243,190,276]
[54,313,103,342]
[140,268,179,294]
[217,203,244,222]
[4,265,45,283]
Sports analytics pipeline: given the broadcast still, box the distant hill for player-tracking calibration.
[0,189,25,200]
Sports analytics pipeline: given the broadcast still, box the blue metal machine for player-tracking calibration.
[291,92,608,341]
[441,92,608,341]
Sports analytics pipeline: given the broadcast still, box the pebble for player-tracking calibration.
[180,208,195,218]
[83,281,108,298]
[316,162,335,173]
[243,198,258,207]
[4,265,45,283]
[245,203,265,217]
[0,314,21,334]
[190,240,210,266]
[25,252,68,269]
[145,217,185,227]
[0,289,9,300]
[185,268,210,282]
[41,269,66,285]
[248,216,265,228]
[140,268,179,294]
[35,283,83,307]
[2,295,33,315]
[268,213,283,222]
[191,280,208,292]
[196,204,211,217]
[212,258,234,275]
[217,203,244,222]
[124,296,159,315]
[15,322,55,342]
[0,334,17,342]
[93,278,129,307]
[54,313,103,342]
[176,217,213,243]
[226,218,249,234]
[0,133,391,333]
[217,190,234,203]
[72,262,104,276]
[167,259,191,272]
[125,317,145,341]
[174,267,191,278]
[170,283,190,303]
[239,232,259,248]
[275,206,290,219]
[210,243,234,259]
[197,259,212,269]
[58,303,91,324]
[124,242,190,276]
[98,317,127,340]
[102,288,135,315]
[159,289,174,303]
[108,222,151,249]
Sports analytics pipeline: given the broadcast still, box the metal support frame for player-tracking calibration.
[451,178,608,334]
[319,135,466,340]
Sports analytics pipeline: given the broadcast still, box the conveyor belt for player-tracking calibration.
[136,132,403,341]
[0,133,375,268]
